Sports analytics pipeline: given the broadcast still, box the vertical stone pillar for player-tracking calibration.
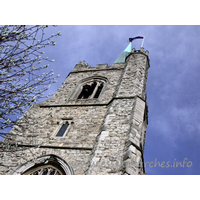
[86,49,150,175]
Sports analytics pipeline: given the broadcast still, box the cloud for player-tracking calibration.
[170,105,200,137]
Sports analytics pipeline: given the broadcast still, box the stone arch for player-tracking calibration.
[12,154,73,175]
[70,76,108,100]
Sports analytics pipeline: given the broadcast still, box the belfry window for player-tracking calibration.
[78,81,104,99]
[69,76,107,100]
[94,83,104,98]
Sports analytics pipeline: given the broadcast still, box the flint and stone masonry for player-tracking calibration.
[0,47,150,175]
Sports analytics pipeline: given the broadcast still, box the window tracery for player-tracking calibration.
[77,80,105,99]
[69,76,107,100]
[26,165,63,175]
[13,155,73,175]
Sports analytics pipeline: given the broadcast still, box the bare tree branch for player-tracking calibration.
[0,25,61,137]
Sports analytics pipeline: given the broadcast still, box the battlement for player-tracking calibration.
[125,47,150,68]
[72,61,125,72]
[72,47,149,73]
[132,47,149,56]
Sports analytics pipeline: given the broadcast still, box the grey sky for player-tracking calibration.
[42,25,200,175]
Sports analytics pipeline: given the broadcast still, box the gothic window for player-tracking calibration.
[94,83,104,98]
[56,122,69,137]
[54,119,72,137]
[24,164,64,175]
[13,155,73,175]
[77,80,105,99]
[69,76,107,100]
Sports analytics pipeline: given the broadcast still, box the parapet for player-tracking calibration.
[72,47,149,73]
[72,60,91,72]
[72,61,125,72]
[131,47,149,56]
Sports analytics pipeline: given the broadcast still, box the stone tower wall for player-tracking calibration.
[86,50,149,175]
[0,48,149,175]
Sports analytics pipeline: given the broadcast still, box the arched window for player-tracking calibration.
[70,76,107,100]
[23,160,65,175]
[78,80,104,99]
[13,155,73,175]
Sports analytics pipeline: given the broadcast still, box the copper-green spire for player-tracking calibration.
[114,42,132,64]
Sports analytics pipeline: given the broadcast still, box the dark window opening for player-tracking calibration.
[94,83,104,98]
[91,81,97,91]
[56,122,69,137]
[78,84,92,99]
[42,169,48,175]
[77,81,104,99]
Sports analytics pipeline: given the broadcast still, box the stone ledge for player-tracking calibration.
[4,143,93,151]
[71,65,125,73]
[39,96,145,108]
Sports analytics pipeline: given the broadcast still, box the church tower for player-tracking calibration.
[0,43,150,175]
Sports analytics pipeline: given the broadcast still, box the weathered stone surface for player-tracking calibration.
[0,48,149,175]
